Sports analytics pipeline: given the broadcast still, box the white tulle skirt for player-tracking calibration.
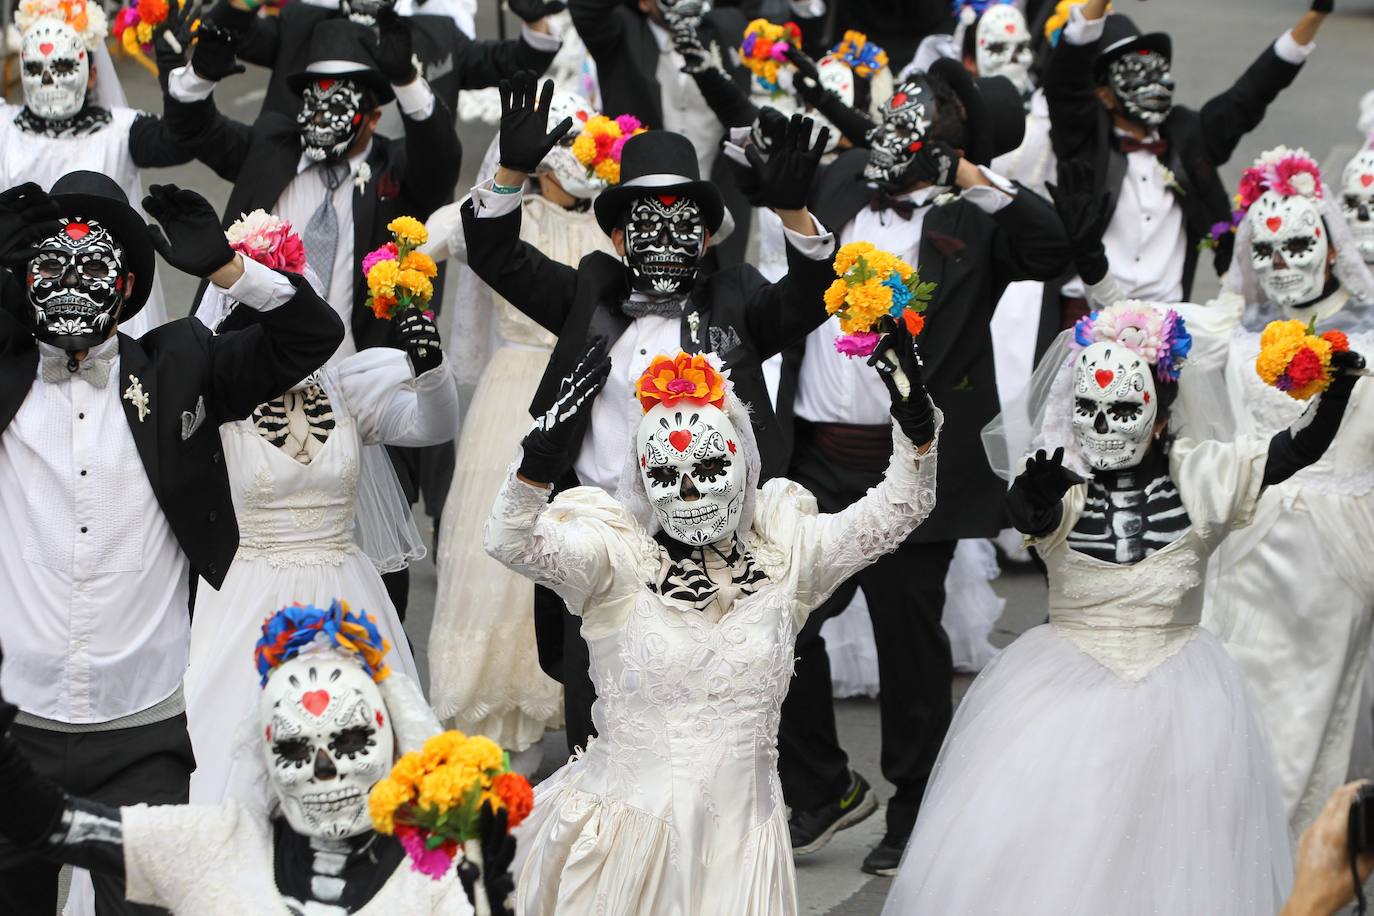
[882,624,1295,916]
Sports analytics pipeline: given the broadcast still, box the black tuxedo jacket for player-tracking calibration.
[0,275,343,589]
[1045,33,1305,298]
[162,92,460,350]
[807,150,1072,541]
[211,2,556,119]
[460,198,836,482]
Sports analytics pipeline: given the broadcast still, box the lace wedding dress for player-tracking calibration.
[486,427,938,916]
[883,437,1294,916]
[186,350,458,805]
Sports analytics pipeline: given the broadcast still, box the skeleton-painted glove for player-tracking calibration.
[396,307,443,375]
[744,113,829,212]
[498,72,574,175]
[868,318,935,447]
[189,21,246,82]
[143,184,237,278]
[518,337,611,485]
[506,0,564,23]
[365,8,417,85]
[1007,447,1084,536]
[0,183,61,268]
[1047,159,1112,285]
[154,0,199,88]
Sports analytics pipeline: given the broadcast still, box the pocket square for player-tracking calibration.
[181,396,206,440]
[709,325,742,355]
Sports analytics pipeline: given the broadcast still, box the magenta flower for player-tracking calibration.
[834,331,880,358]
[362,242,398,276]
[397,826,456,880]
[615,114,642,135]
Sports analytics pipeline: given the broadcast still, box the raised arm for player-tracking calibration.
[567,0,626,61]
[1262,350,1364,487]
[201,0,284,68]
[126,113,198,170]
[1005,446,1084,537]
[787,47,876,148]
[1043,0,1108,161]
[160,24,255,183]
[676,23,759,129]
[337,317,461,447]
[445,0,562,90]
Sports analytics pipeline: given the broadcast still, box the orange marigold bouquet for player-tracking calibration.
[1255,319,1349,400]
[363,216,438,319]
[824,242,934,357]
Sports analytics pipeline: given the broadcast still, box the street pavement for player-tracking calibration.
[11,0,1374,911]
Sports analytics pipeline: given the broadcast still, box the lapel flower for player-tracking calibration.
[122,374,150,422]
[354,161,372,193]
[1158,163,1185,197]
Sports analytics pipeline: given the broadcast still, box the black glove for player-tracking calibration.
[154,0,200,88]
[785,47,875,148]
[518,337,611,484]
[909,138,961,188]
[744,114,829,212]
[1311,0,1333,11]
[480,804,516,916]
[0,183,61,268]
[143,184,237,278]
[868,319,936,446]
[189,21,246,82]
[396,307,443,375]
[497,72,574,174]
[1046,159,1112,285]
[365,8,417,85]
[727,106,789,205]
[787,46,825,106]
[506,0,564,23]
[1006,447,1084,535]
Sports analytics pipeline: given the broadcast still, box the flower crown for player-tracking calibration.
[1210,146,1324,244]
[570,113,645,185]
[17,0,108,47]
[635,352,729,413]
[741,19,802,93]
[1072,301,1192,383]
[254,600,392,687]
[829,30,888,80]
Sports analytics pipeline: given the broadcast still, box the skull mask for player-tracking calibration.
[1071,341,1158,472]
[1107,50,1174,128]
[297,78,367,164]
[638,401,746,546]
[1341,149,1374,265]
[27,217,128,352]
[863,78,937,189]
[975,5,1033,97]
[21,19,89,121]
[538,91,607,200]
[657,0,705,34]
[260,655,394,841]
[1248,190,1329,312]
[622,195,706,296]
[339,0,393,25]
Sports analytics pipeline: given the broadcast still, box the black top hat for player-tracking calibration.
[928,59,1025,167]
[47,171,155,321]
[592,132,726,237]
[1092,14,1172,83]
[286,19,395,104]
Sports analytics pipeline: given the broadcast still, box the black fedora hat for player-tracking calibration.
[286,19,395,104]
[592,131,726,237]
[929,58,1025,166]
[46,171,155,320]
[1092,14,1171,83]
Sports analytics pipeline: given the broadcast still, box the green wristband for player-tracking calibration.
[492,181,523,195]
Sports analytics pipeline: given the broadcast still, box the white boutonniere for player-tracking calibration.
[932,191,960,208]
[687,310,701,345]
[123,374,150,422]
[1159,163,1185,197]
[354,162,372,193]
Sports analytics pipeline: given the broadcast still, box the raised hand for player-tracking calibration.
[868,319,936,447]
[396,307,443,375]
[506,0,564,23]
[786,46,825,107]
[189,21,246,82]
[143,184,236,278]
[366,8,417,85]
[498,72,574,176]
[674,21,717,75]
[154,0,200,85]
[0,183,61,268]
[1006,447,1083,536]
[518,337,611,485]
[910,139,960,188]
[1046,159,1112,285]
[743,113,829,212]
[1332,349,1367,376]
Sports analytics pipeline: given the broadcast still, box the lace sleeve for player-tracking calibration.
[333,350,462,448]
[122,803,242,909]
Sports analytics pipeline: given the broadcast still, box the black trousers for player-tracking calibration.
[0,714,194,915]
[777,436,957,840]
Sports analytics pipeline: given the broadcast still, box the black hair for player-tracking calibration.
[922,70,969,150]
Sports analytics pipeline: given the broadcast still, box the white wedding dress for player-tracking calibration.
[486,426,938,916]
[883,437,1294,916]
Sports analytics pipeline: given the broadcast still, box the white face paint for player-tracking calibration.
[638,401,745,546]
[1248,190,1329,312]
[21,19,89,121]
[975,5,1033,96]
[260,656,394,840]
[1341,149,1374,265]
[1071,341,1158,472]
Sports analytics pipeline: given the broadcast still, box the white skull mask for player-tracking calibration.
[975,6,1033,96]
[1071,341,1158,471]
[1248,190,1329,312]
[1341,149,1374,265]
[1107,50,1173,128]
[538,91,607,200]
[21,19,89,121]
[863,78,937,188]
[638,401,746,546]
[260,655,394,840]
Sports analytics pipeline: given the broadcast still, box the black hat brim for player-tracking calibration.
[929,58,995,167]
[47,190,155,321]
[286,69,396,105]
[1094,33,1172,83]
[593,178,726,237]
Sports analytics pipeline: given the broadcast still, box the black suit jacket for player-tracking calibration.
[460,197,836,482]
[0,275,343,588]
[211,1,557,119]
[162,91,460,349]
[807,150,1072,541]
[1045,31,1305,297]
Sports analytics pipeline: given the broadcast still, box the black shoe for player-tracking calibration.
[860,832,909,876]
[789,770,878,856]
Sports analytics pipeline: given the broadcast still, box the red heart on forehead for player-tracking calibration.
[1362,174,1373,188]
[1094,368,1114,389]
[301,690,330,717]
[657,194,679,206]
[668,429,693,452]
[318,78,335,90]
[38,42,53,56]
[1005,23,1016,33]
[64,222,89,240]
[576,110,589,122]
[1137,49,1149,55]
[891,91,908,107]
[1266,216,1283,232]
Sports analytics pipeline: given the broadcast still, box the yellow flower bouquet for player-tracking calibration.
[824,241,934,357]
[363,216,438,320]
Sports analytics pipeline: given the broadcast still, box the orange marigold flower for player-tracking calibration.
[1321,329,1350,353]
[491,772,534,828]
[902,309,925,337]
[635,352,727,412]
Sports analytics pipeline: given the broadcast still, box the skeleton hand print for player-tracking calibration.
[1247,190,1329,311]
[623,195,706,296]
[1071,342,1158,472]
[638,402,746,546]
[297,79,368,164]
[26,217,128,352]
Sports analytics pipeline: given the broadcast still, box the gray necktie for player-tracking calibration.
[302,163,346,295]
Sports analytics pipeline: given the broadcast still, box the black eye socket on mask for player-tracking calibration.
[1252,241,1275,260]
[273,738,312,766]
[22,61,43,76]
[328,726,376,759]
[647,465,680,487]
[50,60,79,75]
[1108,401,1142,422]
[1283,237,1315,257]
[1074,398,1097,415]
[694,457,728,482]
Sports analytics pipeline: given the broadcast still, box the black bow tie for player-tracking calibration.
[869,191,917,221]
[1117,135,1170,159]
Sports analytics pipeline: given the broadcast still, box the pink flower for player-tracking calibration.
[834,331,880,358]
[610,135,630,162]
[396,826,455,880]
[1235,168,1266,212]
[226,210,307,274]
[1272,154,1322,200]
[615,114,642,135]
[272,230,307,273]
[362,242,398,276]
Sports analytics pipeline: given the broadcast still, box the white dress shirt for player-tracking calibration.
[648,19,724,182]
[0,259,294,724]
[795,171,1015,425]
